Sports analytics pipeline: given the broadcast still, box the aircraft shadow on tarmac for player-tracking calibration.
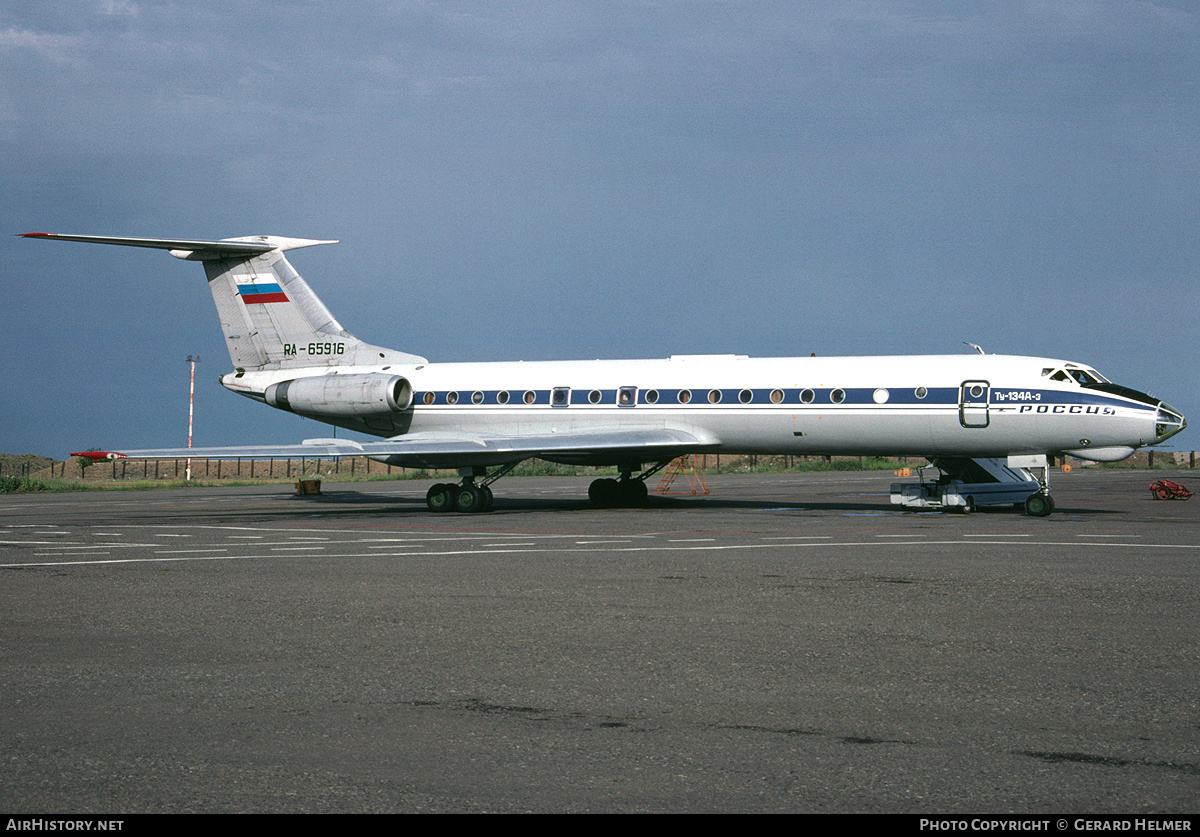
[132,486,1122,523]
[314,492,1118,517]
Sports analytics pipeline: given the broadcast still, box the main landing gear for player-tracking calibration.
[425,462,520,514]
[423,460,672,513]
[426,481,493,514]
[587,477,648,508]
[588,461,672,509]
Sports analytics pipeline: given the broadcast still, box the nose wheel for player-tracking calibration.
[1023,491,1055,517]
[1023,460,1055,517]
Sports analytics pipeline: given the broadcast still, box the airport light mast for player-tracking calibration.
[185,355,199,481]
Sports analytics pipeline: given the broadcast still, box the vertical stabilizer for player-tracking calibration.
[21,233,427,370]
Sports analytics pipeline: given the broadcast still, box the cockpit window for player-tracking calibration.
[1044,366,1111,386]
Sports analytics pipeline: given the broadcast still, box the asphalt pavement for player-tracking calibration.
[2,468,1197,813]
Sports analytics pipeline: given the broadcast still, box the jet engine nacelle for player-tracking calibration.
[264,374,413,417]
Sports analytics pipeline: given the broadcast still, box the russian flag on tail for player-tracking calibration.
[237,281,289,304]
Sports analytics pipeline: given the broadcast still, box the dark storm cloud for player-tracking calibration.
[2,1,1195,454]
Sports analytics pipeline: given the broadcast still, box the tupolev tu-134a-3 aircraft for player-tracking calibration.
[25,232,1186,516]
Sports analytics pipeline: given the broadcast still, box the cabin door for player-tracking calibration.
[959,380,990,428]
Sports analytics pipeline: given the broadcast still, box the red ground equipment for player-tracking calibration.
[1149,479,1193,500]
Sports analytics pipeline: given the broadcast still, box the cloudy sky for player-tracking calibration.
[1,1,1196,457]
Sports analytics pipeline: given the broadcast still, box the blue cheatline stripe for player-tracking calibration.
[413,387,961,407]
[991,388,1151,411]
[406,386,1151,410]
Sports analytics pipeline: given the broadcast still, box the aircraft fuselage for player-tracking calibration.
[222,352,1180,466]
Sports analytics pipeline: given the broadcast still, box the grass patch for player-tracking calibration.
[0,476,92,493]
[710,455,910,474]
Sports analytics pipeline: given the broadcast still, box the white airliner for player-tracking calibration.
[24,233,1186,516]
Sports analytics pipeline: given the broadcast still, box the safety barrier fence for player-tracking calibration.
[3,450,1197,483]
[14,456,414,482]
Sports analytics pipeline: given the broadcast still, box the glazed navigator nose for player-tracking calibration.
[1155,401,1187,443]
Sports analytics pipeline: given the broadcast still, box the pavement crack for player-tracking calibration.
[1019,750,1200,774]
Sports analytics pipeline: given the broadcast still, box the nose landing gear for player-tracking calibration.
[1023,491,1054,517]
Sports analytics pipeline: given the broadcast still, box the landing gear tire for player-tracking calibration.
[426,483,455,513]
[1024,492,1054,517]
[624,479,649,508]
[589,478,649,508]
[589,478,621,508]
[428,482,494,514]
[454,484,486,514]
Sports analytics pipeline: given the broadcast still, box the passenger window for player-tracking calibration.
[618,387,637,406]
[523,390,536,404]
[739,389,753,404]
[678,390,692,404]
[552,387,569,406]
[497,391,510,404]
[645,389,659,404]
[471,391,484,404]
[830,389,845,403]
[423,392,435,405]
[915,387,927,399]
[770,389,783,404]
[708,389,722,404]
[588,390,602,404]
[800,389,815,404]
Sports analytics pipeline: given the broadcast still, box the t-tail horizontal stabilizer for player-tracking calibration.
[20,232,334,260]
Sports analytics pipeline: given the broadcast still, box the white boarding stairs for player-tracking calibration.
[890,455,1052,515]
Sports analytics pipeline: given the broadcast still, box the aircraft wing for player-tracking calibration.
[74,428,715,469]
